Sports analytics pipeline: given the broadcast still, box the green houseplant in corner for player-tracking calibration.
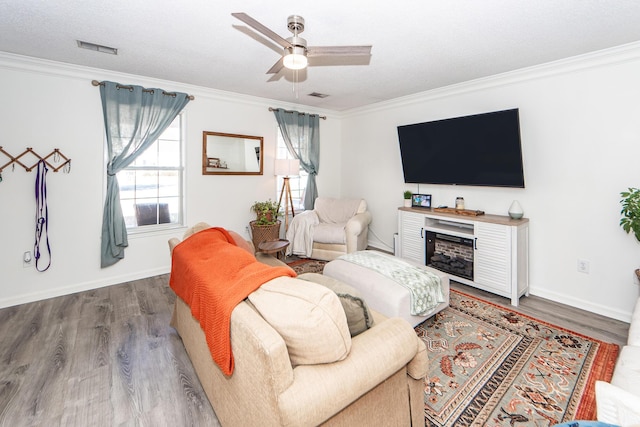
[620,187,640,280]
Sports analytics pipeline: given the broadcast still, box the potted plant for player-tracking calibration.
[250,199,281,248]
[250,199,280,225]
[403,190,412,207]
[620,187,640,280]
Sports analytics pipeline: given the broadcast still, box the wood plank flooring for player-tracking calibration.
[0,274,629,426]
[0,275,220,427]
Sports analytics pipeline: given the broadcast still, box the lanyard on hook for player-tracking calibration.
[34,160,51,272]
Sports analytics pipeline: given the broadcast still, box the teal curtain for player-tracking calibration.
[100,81,190,267]
[273,108,320,210]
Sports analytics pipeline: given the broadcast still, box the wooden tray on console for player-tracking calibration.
[433,207,485,216]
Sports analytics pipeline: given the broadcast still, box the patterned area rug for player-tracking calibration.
[286,259,618,426]
[417,289,619,427]
[286,258,327,275]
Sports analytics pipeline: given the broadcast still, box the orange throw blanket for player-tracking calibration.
[169,227,296,376]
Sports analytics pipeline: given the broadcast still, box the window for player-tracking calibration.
[117,115,183,229]
[276,129,307,211]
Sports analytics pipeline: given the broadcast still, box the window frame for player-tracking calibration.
[275,127,307,213]
[116,113,186,234]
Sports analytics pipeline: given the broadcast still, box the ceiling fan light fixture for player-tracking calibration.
[283,46,308,70]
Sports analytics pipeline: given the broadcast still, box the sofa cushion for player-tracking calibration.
[313,222,347,244]
[227,230,255,256]
[178,224,255,257]
[298,273,374,336]
[248,276,351,366]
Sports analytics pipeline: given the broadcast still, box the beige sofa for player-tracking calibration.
[286,197,372,261]
[596,296,640,426]
[168,224,428,426]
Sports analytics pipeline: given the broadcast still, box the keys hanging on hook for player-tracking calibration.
[54,150,60,163]
[63,160,71,173]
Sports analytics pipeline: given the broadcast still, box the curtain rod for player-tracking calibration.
[268,107,326,120]
[91,80,195,101]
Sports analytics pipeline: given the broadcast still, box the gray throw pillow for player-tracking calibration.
[298,273,374,336]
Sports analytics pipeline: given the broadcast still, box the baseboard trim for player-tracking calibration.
[530,287,631,323]
[0,267,171,309]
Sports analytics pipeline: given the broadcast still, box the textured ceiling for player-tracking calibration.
[2,1,640,111]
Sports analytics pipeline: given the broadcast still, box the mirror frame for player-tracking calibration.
[202,131,264,175]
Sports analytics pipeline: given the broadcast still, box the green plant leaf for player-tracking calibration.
[620,187,640,243]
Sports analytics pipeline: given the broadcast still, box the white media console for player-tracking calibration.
[397,207,529,306]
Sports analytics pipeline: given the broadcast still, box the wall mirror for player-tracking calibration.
[202,131,263,175]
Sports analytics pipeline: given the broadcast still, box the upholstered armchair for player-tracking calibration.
[286,197,372,261]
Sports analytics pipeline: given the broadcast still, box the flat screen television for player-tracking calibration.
[397,108,525,188]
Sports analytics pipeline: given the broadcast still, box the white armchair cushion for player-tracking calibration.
[314,222,347,244]
[596,380,640,426]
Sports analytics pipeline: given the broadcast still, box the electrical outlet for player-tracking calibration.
[577,259,590,274]
[23,251,33,268]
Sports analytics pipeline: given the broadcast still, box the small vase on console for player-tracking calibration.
[508,200,524,219]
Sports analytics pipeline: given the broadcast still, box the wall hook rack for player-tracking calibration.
[0,147,71,174]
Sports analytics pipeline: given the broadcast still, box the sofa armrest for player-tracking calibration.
[277,317,423,426]
[346,211,372,234]
[407,338,428,380]
[345,211,372,252]
[168,237,181,254]
[596,380,640,425]
[172,298,296,426]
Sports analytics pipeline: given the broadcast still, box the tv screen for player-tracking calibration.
[397,109,525,188]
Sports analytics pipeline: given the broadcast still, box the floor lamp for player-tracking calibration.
[275,158,300,231]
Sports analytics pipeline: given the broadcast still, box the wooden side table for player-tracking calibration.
[257,239,290,260]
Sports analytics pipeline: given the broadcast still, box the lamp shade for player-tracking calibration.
[274,158,300,177]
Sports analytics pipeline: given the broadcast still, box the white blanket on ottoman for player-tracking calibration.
[337,251,445,315]
[324,251,450,326]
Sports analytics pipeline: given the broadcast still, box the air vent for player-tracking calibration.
[308,92,329,98]
[77,40,118,55]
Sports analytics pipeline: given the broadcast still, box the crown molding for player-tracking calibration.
[0,51,337,119]
[343,40,640,118]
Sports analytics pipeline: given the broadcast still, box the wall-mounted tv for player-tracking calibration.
[397,108,525,188]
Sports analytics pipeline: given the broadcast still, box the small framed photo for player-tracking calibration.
[411,194,432,208]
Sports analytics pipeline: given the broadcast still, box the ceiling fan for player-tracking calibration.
[231,13,372,74]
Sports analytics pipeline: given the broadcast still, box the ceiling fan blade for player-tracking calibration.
[232,13,292,49]
[266,57,284,74]
[307,45,372,57]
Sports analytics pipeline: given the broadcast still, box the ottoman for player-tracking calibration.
[323,251,450,327]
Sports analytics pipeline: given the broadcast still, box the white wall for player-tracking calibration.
[3,44,640,323]
[0,53,341,308]
[341,43,640,322]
